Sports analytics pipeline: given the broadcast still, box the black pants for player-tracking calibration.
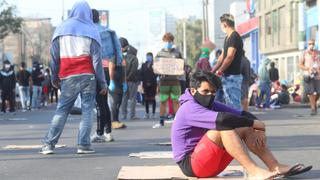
[50,87,58,103]
[108,90,123,122]
[1,90,15,112]
[96,88,112,135]
[145,100,156,114]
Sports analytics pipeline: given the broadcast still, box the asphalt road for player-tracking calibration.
[0,104,319,180]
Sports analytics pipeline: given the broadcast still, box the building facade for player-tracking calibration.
[305,0,319,46]
[2,18,53,68]
[257,0,302,83]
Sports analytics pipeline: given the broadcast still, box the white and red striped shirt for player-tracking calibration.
[59,36,94,79]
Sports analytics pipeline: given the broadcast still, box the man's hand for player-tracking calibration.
[99,88,108,96]
[52,79,61,89]
[122,82,128,93]
[109,80,115,92]
[253,120,266,132]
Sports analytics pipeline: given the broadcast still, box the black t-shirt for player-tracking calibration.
[17,70,31,86]
[223,31,243,75]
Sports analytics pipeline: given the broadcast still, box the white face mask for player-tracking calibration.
[4,64,11,69]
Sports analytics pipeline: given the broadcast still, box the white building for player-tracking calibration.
[207,0,242,48]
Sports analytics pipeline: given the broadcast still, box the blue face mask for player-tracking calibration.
[146,55,153,62]
[165,42,173,49]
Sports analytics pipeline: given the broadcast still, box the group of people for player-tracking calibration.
[0,61,58,114]
[34,1,312,179]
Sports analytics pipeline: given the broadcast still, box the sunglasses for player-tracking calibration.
[308,43,315,45]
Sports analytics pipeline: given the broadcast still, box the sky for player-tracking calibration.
[7,0,203,60]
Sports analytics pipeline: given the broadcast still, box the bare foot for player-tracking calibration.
[246,167,278,180]
[270,163,291,174]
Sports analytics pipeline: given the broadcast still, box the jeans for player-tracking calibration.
[221,74,243,109]
[256,82,271,108]
[32,86,42,109]
[108,90,123,122]
[19,86,30,109]
[43,75,96,147]
[121,81,138,119]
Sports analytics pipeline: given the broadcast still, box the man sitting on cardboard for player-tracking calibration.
[171,70,312,179]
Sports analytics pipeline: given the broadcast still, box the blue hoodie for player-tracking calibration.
[171,89,252,162]
[52,1,101,46]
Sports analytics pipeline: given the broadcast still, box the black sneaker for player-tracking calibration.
[310,109,317,116]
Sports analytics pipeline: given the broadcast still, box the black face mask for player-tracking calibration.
[193,90,215,108]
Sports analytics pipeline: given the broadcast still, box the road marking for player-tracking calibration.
[3,144,67,150]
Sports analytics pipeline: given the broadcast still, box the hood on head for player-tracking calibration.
[68,1,92,24]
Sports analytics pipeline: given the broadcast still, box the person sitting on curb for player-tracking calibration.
[171,70,312,179]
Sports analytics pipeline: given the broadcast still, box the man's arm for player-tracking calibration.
[91,39,108,91]
[211,51,224,73]
[299,52,309,71]
[50,38,61,88]
[217,47,237,73]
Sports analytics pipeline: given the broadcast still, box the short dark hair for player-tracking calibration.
[21,62,26,68]
[162,32,174,42]
[270,62,275,67]
[190,70,221,90]
[215,49,222,57]
[146,52,153,57]
[92,9,99,23]
[220,13,235,28]
[119,37,129,48]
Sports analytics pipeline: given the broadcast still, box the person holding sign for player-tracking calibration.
[153,32,183,128]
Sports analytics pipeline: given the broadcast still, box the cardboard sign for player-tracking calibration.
[153,58,184,75]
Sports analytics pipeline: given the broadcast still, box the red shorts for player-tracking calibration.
[191,134,233,178]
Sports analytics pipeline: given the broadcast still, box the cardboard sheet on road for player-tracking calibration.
[117,165,243,180]
[129,151,173,159]
[2,144,67,150]
[148,142,172,146]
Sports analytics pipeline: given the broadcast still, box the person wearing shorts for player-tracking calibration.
[171,70,309,179]
[299,39,320,115]
[153,32,182,128]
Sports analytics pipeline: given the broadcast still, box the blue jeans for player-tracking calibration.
[221,74,243,109]
[18,86,30,109]
[32,86,42,108]
[256,82,271,108]
[43,75,96,148]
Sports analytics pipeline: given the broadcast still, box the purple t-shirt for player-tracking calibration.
[171,90,242,162]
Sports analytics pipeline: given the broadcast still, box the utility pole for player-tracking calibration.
[61,0,65,21]
[202,0,209,42]
[183,20,187,60]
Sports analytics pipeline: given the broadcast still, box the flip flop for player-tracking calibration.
[281,164,313,177]
[264,173,284,180]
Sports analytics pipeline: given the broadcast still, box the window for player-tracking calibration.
[287,56,294,83]
[279,6,286,45]
[272,10,279,46]
[265,13,272,49]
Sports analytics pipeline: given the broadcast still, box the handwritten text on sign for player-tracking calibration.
[153,58,184,75]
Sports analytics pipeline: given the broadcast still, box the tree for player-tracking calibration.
[0,0,23,39]
[175,18,202,68]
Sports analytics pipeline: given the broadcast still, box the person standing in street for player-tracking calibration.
[211,14,243,109]
[154,32,182,128]
[16,62,32,112]
[299,39,320,115]
[90,8,121,142]
[240,51,251,111]
[141,52,157,119]
[0,60,16,114]
[40,1,108,155]
[256,58,272,109]
[269,62,279,83]
[119,37,139,120]
[31,62,44,110]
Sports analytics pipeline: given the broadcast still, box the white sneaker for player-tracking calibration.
[104,133,114,142]
[91,133,105,143]
[152,123,164,128]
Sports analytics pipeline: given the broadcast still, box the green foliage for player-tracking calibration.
[175,18,202,68]
[0,0,23,39]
